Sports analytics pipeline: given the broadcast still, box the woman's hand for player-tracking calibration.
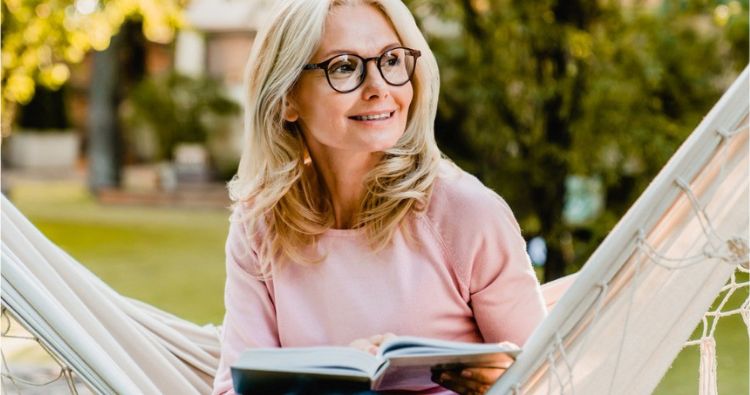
[430,366,504,395]
[348,333,397,355]
[431,351,515,395]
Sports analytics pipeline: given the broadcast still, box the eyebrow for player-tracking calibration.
[318,42,402,60]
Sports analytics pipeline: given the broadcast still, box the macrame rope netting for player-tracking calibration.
[539,126,748,395]
[0,193,222,394]
[1,307,89,394]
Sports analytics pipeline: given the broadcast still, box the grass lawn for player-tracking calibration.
[5,181,748,393]
[653,271,748,395]
[8,181,230,325]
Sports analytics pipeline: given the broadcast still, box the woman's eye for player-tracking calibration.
[330,61,357,74]
[384,56,401,67]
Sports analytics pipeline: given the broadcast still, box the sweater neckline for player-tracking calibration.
[322,227,365,237]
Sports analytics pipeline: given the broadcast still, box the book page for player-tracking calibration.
[379,336,521,358]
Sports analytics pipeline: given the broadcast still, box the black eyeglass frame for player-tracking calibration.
[302,47,421,93]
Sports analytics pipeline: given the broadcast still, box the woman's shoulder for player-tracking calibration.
[420,159,522,249]
[227,201,266,254]
[427,159,514,223]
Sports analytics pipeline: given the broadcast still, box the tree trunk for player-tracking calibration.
[533,0,595,282]
[88,32,123,192]
[544,239,567,281]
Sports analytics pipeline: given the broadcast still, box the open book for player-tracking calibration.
[231,336,520,394]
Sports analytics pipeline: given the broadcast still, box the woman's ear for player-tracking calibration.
[282,95,299,122]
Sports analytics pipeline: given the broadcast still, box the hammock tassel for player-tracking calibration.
[741,297,750,338]
[698,337,718,395]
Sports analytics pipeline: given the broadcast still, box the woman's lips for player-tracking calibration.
[348,111,395,121]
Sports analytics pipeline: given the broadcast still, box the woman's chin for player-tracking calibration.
[362,135,404,153]
[352,127,406,152]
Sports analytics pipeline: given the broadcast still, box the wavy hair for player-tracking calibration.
[228,0,442,274]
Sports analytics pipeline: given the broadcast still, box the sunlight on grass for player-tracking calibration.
[9,182,230,325]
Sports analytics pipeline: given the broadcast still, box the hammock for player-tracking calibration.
[1,67,748,394]
[1,195,221,394]
[491,67,749,394]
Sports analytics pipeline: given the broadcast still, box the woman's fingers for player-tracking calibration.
[458,366,507,383]
[431,366,508,395]
[368,332,396,345]
[381,332,397,344]
[349,338,378,355]
[349,333,398,355]
[433,371,491,394]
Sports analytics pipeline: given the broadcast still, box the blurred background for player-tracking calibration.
[0,0,747,393]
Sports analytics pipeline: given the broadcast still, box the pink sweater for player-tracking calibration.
[212,162,547,394]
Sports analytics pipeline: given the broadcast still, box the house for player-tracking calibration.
[168,0,273,179]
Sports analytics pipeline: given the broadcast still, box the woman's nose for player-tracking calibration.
[360,61,389,99]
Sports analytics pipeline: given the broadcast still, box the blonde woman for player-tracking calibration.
[213,0,547,394]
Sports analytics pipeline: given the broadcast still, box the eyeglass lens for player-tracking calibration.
[326,48,416,92]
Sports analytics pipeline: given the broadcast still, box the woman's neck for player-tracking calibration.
[309,149,383,229]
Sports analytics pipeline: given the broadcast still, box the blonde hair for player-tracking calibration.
[228,0,442,273]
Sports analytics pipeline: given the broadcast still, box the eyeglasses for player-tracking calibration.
[302,46,421,93]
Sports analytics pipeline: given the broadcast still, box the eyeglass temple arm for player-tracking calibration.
[303,63,327,70]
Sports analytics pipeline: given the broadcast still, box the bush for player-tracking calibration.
[124,72,240,160]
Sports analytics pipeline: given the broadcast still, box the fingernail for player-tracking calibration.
[461,369,472,378]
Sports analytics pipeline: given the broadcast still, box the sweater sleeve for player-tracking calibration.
[212,210,280,395]
[465,193,547,346]
[430,169,547,347]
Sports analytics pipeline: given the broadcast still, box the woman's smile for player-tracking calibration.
[348,110,396,123]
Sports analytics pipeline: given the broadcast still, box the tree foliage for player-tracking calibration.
[123,71,241,160]
[1,0,185,134]
[407,0,747,280]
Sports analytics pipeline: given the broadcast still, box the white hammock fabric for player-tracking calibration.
[0,193,572,394]
[490,67,749,394]
[1,68,747,395]
[1,195,221,394]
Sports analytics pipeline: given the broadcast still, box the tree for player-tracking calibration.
[2,0,185,190]
[1,0,185,134]
[407,0,746,281]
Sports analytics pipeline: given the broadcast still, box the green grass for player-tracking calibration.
[6,181,748,393]
[8,182,230,325]
[653,272,749,395]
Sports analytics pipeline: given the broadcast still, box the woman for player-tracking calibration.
[212,0,547,394]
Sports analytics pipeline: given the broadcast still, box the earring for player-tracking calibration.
[282,97,299,122]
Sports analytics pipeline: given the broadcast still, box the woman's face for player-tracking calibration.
[285,4,413,159]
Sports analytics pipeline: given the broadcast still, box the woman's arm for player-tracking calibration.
[436,197,545,394]
[428,176,547,394]
[468,196,547,345]
[212,213,280,395]
[430,175,547,344]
